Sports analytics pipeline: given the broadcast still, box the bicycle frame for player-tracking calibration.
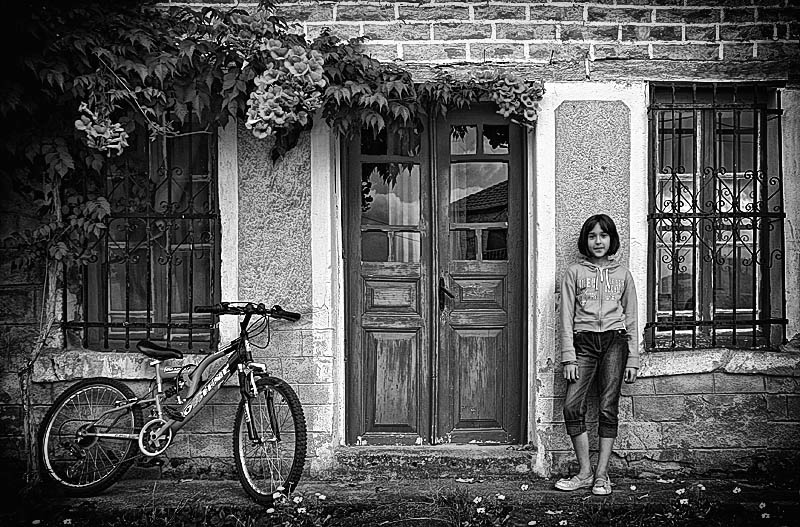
[84,312,269,445]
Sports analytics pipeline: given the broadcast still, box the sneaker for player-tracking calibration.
[554,473,594,491]
[592,475,612,495]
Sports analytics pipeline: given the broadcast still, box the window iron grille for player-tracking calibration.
[646,84,786,350]
[62,120,219,352]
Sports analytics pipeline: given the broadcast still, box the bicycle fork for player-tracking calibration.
[238,363,281,444]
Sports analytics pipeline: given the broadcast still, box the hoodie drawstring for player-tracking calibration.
[595,267,609,289]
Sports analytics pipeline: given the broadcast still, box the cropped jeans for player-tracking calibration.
[563,329,629,439]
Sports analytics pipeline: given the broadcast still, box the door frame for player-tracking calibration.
[342,109,529,445]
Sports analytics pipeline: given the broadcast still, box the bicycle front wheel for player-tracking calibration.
[38,378,143,496]
[233,376,307,504]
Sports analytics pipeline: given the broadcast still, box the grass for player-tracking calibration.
[4,484,794,527]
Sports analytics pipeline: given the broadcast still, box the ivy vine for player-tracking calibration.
[2,0,543,269]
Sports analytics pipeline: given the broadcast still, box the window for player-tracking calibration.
[64,118,218,351]
[647,84,786,350]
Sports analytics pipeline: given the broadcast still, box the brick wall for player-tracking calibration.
[253,0,798,81]
[0,179,44,479]
[539,371,800,476]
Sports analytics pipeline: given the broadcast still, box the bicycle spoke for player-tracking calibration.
[234,378,305,503]
[40,381,141,492]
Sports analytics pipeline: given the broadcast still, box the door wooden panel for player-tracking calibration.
[365,330,418,429]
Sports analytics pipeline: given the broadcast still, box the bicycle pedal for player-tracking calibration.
[163,406,185,421]
[137,456,164,467]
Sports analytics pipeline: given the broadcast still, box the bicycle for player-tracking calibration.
[37,302,307,505]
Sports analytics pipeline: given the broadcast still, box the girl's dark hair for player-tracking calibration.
[578,214,620,258]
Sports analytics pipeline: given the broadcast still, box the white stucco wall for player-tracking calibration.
[783,88,800,340]
[309,121,346,468]
[218,121,240,343]
[531,81,649,475]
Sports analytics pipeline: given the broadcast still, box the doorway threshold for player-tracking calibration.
[333,444,535,480]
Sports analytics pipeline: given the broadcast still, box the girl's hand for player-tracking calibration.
[563,364,579,382]
[624,367,638,384]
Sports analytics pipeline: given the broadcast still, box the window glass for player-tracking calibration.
[361,163,420,226]
[449,162,508,224]
[361,231,420,262]
[483,125,509,154]
[450,125,477,155]
[450,228,507,261]
[361,127,420,157]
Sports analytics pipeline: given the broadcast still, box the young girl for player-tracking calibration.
[555,214,639,496]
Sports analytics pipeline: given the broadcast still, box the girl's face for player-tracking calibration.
[587,223,610,260]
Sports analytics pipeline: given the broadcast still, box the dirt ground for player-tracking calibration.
[3,475,799,527]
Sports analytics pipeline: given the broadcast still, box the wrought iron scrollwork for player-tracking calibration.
[63,138,218,352]
[648,93,786,351]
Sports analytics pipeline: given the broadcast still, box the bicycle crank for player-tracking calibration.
[138,418,173,456]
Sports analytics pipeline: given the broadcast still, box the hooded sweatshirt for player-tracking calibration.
[559,259,640,369]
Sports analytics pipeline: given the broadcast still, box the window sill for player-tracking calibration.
[639,348,800,378]
[32,347,210,383]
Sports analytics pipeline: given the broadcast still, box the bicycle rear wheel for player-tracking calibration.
[233,376,307,504]
[38,378,143,496]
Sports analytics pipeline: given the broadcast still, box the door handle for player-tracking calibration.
[439,277,455,310]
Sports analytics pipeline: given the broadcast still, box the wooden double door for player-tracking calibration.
[344,108,526,445]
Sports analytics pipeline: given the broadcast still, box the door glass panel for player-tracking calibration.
[483,125,509,154]
[450,125,477,154]
[362,231,421,262]
[361,163,420,226]
[449,162,508,223]
[361,128,388,155]
[449,227,508,261]
[483,228,508,260]
[361,127,420,157]
[450,229,477,260]
[392,127,420,157]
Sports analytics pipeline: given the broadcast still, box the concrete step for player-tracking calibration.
[332,445,536,480]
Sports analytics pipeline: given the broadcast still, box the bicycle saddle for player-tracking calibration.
[136,340,183,360]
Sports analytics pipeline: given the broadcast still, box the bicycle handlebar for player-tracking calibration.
[194,302,301,322]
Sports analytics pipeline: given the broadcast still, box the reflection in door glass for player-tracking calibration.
[450,126,477,155]
[450,228,508,261]
[362,231,421,262]
[361,127,387,155]
[361,127,421,157]
[361,163,420,225]
[449,162,508,223]
[483,125,509,154]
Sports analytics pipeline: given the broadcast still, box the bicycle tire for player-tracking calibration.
[233,376,307,504]
[38,378,143,496]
